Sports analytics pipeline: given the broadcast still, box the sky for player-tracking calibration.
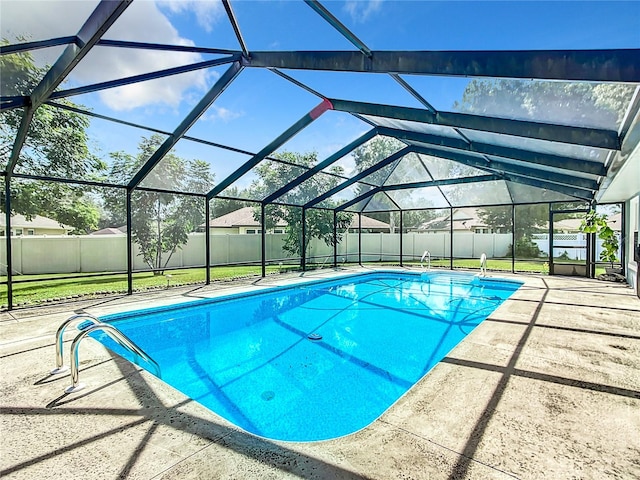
[2,0,640,193]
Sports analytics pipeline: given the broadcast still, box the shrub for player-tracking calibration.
[513,236,541,258]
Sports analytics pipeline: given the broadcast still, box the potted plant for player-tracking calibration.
[579,210,621,274]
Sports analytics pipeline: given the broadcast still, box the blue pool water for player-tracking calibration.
[93,271,521,441]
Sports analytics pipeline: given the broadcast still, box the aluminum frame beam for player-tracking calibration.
[383,174,501,192]
[331,99,620,149]
[244,49,640,82]
[499,172,593,201]
[304,0,372,57]
[336,174,500,211]
[381,128,608,176]
[6,0,132,176]
[411,145,594,200]
[128,61,243,189]
[96,39,238,55]
[261,128,378,203]
[0,36,76,55]
[206,99,334,199]
[222,0,249,58]
[411,144,598,191]
[0,97,28,111]
[389,74,436,113]
[305,146,412,208]
[51,56,240,100]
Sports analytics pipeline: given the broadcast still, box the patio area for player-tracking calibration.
[1,268,638,480]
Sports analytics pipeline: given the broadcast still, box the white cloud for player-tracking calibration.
[1,0,223,112]
[203,105,243,122]
[158,0,225,33]
[343,0,383,23]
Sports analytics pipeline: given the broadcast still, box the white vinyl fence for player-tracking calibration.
[1,232,513,275]
[531,233,622,260]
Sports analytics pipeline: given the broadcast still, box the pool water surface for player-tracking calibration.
[93,271,522,441]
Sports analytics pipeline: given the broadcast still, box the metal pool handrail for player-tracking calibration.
[52,313,102,374]
[480,253,487,277]
[421,250,431,271]
[65,323,161,393]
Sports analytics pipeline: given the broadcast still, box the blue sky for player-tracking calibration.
[2,0,640,191]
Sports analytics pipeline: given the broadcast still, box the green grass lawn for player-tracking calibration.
[0,266,283,308]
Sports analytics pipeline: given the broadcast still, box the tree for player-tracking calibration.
[478,205,547,258]
[102,134,213,274]
[251,151,352,267]
[1,39,104,233]
[453,79,634,127]
[579,210,619,269]
[210,187,251,217]
[352,136,404,232]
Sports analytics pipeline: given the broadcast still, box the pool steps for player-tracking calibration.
[51,314,160,393]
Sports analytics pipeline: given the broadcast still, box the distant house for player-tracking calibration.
[412,208,499,234]
[550,212,622,233]
[90,226,127,235]
[201,207,287,235]
[199,207,390,234]
[0,213,74,236]
[347,214,390,233]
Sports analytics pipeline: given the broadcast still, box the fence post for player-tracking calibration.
[126,190,133,295]
[261,203,266,277]
[4,177,13,310]
[399,210,403,266]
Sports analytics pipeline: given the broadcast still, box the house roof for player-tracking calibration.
[208,207,286,228]
[90,227,127,235]
[0,213,73,231]
[551,211,622,232]
[416,208,488,231]
[208,207,389,230]
[353,215,389,230]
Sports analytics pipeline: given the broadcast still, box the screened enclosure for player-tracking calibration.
[1,0,639,309]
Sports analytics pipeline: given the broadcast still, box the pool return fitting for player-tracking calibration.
[51,314,160,393]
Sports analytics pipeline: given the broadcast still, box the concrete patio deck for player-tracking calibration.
[1,268,639,479]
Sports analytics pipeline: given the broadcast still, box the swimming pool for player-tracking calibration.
[92,271,522,441]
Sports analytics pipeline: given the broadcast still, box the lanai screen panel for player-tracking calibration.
[186,68,321,153]
[384,153,433,185]
[450,78,636,131]
[322,134,406,180]
[507,181,580,204]
[13,103,166,184]
[232,0,356,50]
[457,128,611,165]
[1,46,68,96]
[280,70,425,108]
[1,0,639,222]
[217,110,371,202]
[0,0,100,44]
[139,139,252,195]
[0,109,23,170]
[101,0,241,51]
[387,186,450,210]
[440,180,512,207]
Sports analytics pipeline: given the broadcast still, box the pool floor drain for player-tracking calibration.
[261,391,275,401]
[307,333,322,341]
